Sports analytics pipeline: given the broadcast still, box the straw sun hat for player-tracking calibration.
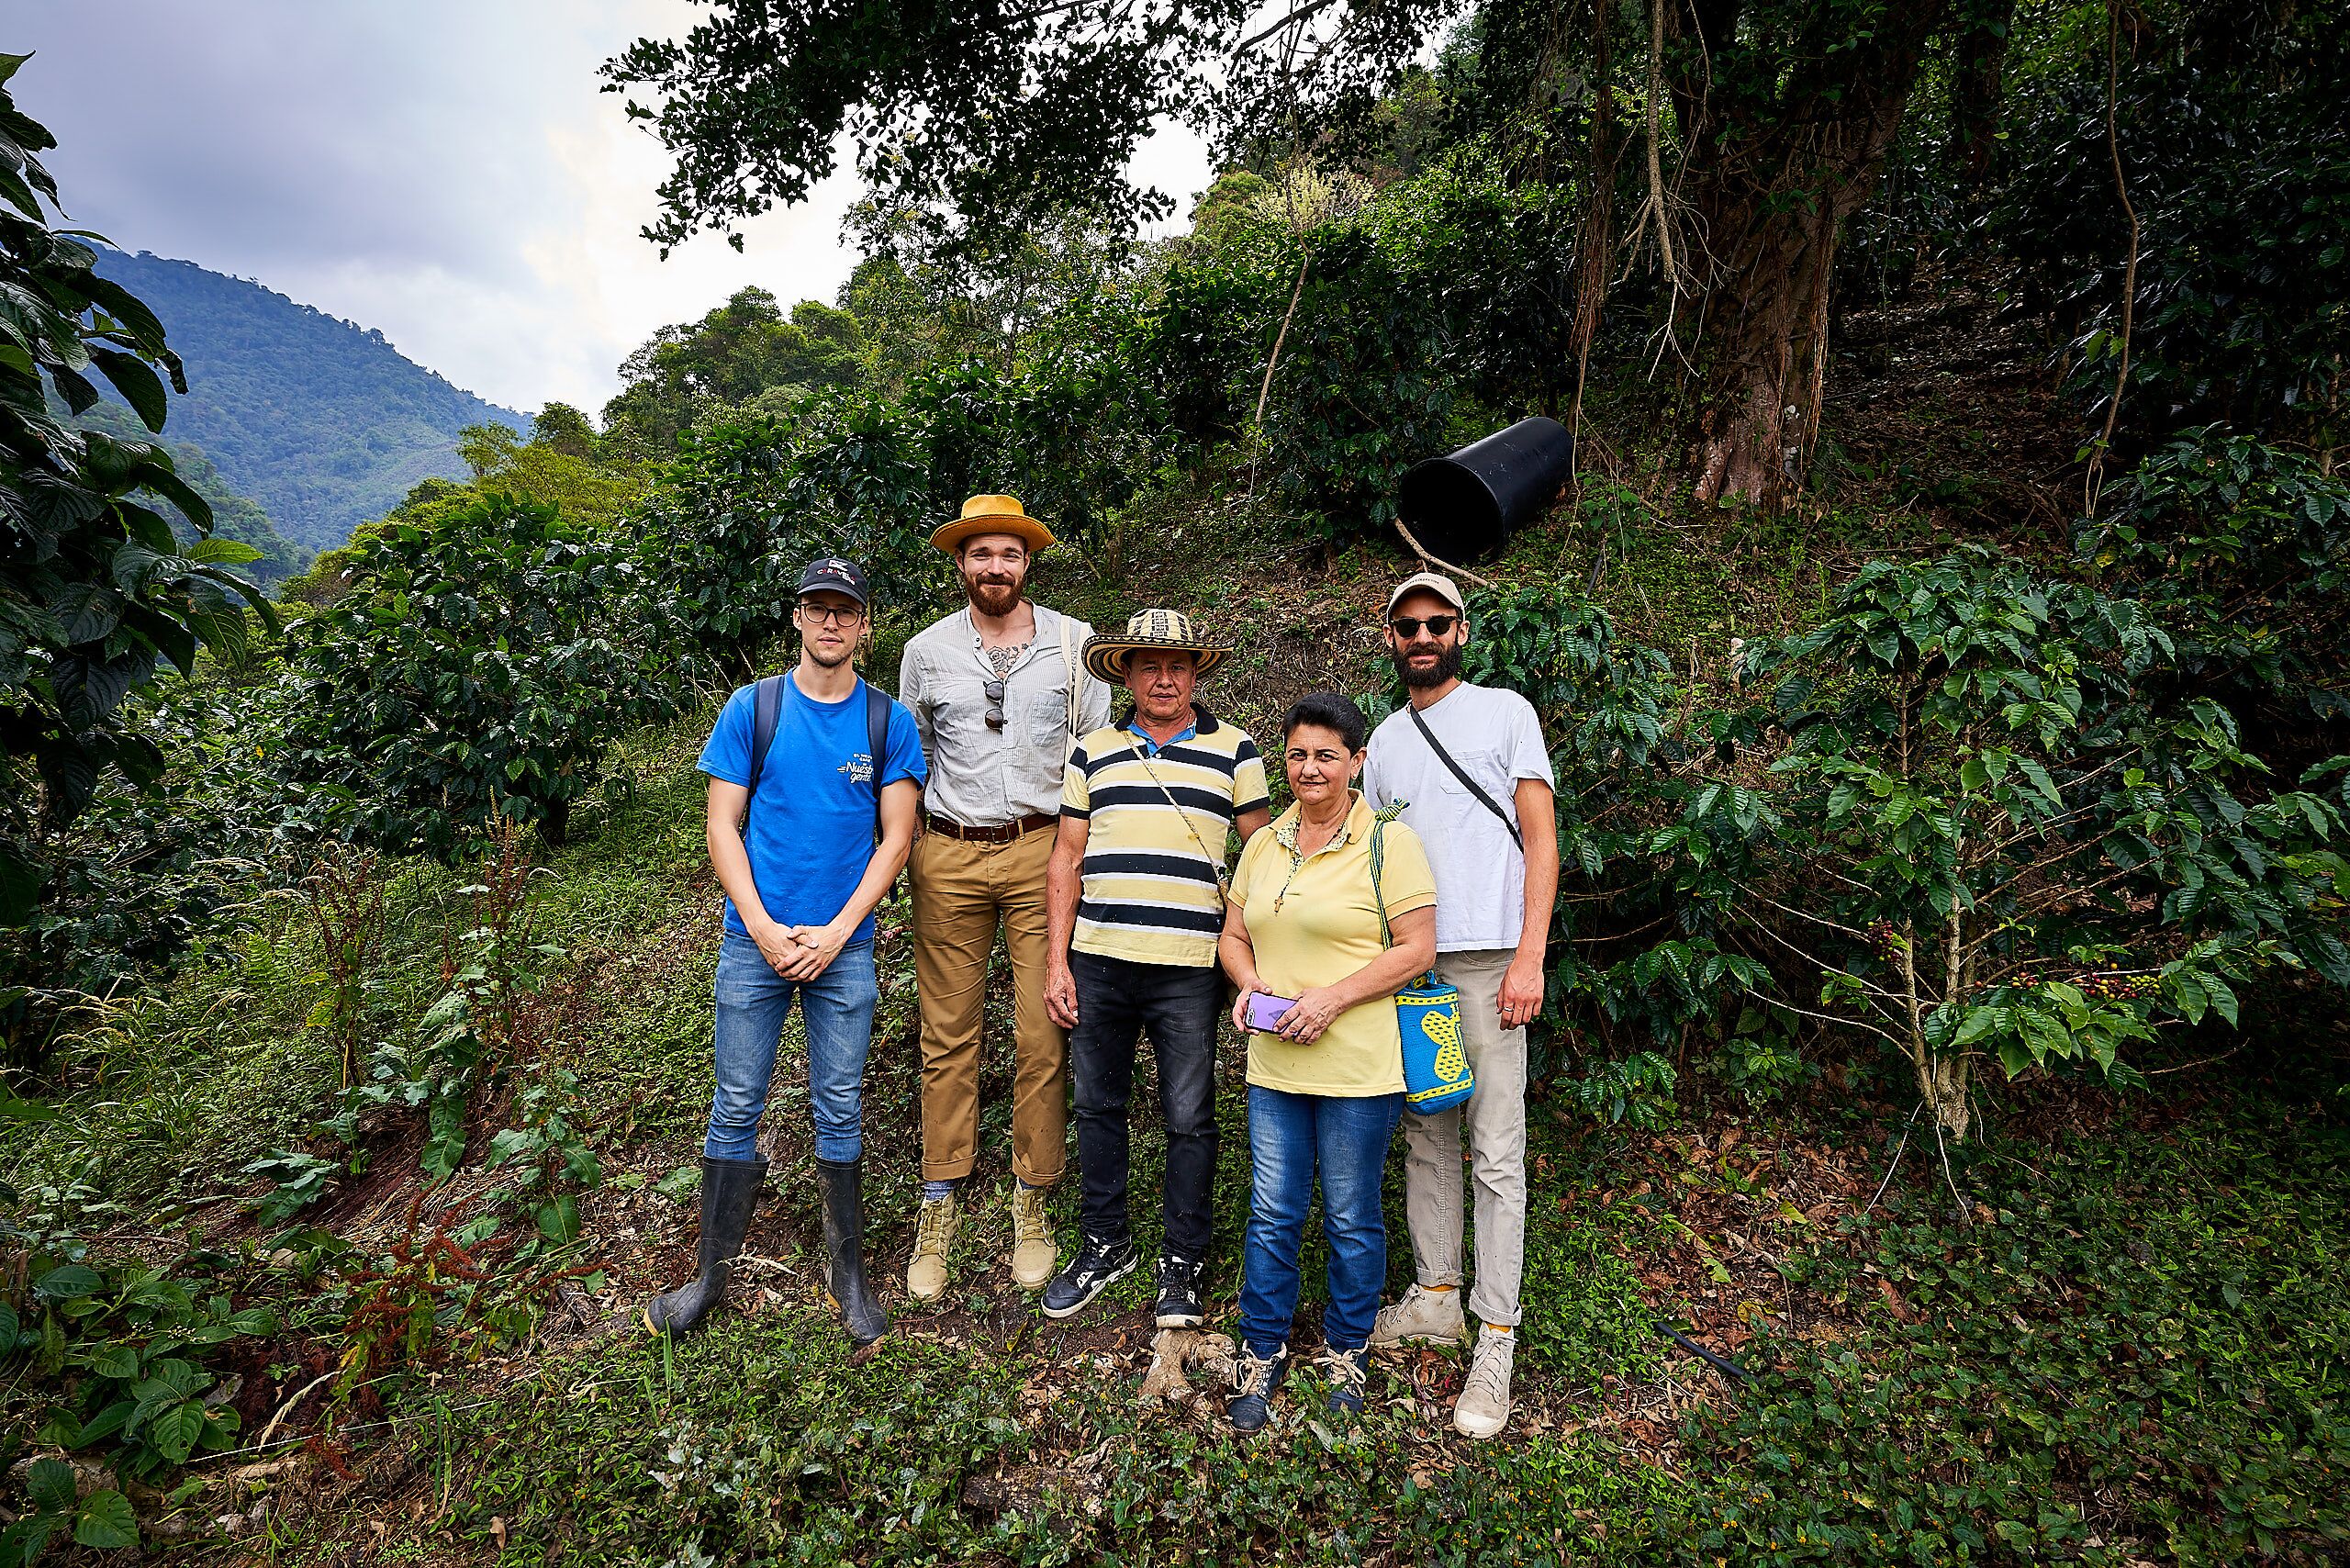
[929,493,1058,555]
[1081,609,1230,686]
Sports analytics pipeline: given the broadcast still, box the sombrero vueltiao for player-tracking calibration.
[930,493,1058,555]
[1082,609,1229,685]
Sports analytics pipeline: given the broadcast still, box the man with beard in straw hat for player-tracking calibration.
[897,496,1113,1303]
[1040,610,1270,1325]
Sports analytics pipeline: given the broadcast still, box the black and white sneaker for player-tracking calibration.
[1039,1234,1136,1319]
[1153,1254,1206,1328]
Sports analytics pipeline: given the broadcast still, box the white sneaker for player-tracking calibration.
[1453,1329,1515,1439]
[1368,1283,1469,1347]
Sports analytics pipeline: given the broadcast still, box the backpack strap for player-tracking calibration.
[865,678,890,844]
[744,675,786,805]
[1406,702,1524,851]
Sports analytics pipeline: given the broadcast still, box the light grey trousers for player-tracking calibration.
[1398,947,1528,1328]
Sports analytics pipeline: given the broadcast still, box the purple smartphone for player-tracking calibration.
[1246,991,1300,1032]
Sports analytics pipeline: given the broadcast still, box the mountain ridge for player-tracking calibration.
[93,248,529,550]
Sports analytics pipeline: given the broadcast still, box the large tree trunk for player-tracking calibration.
[1668,1,1953,506]
[1950,0,2020,195]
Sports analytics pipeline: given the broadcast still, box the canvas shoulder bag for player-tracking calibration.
[1367,805,1473,1114]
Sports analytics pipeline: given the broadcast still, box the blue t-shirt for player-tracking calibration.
[698,675,928,941]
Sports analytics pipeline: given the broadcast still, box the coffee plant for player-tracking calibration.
[1703,549,2350,1139]
[285,494,674,859]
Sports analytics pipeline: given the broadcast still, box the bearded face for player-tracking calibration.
[958,536,1030,617]
[1392,640,1465,689]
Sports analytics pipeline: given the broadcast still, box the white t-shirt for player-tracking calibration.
[1364,682,1555,953]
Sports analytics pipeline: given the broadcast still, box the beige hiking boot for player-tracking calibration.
[1008,1183,1058,1290]
[1453,1329,1516,1439]
[1369,1283,1470,1347]
[906,1193,959,1304]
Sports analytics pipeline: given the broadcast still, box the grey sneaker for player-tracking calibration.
[1369,1283,1469,1347]
[1453,1329,1516,1439]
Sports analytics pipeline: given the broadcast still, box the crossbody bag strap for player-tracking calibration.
[1125,734,1232,899]
[1406,701,1524,851]
[1366,803,1408,948]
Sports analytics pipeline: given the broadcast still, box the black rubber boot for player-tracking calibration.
[818,1157,890,1346]
[643,1156,766,1337]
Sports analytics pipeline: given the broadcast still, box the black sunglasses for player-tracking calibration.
[983,678,1006,731]
[1389,614,1460,639]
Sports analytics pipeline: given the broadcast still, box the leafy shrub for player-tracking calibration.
[1142,163,1582,542]
[285,493,673,858]
[1997,3,2350,449]
[625,420,805,684]
[2,650,323,1070]
[1435,584,1765,1097]
[0,58,270,944]
[2082,427,2350,723]
[1707,548,2350,1137]
[0,1248,274,1559]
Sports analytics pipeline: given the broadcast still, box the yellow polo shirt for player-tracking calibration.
[1228,793,1436,1097]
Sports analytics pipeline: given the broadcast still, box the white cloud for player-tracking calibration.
[11,1,1209,416]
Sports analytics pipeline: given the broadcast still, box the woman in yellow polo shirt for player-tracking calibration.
[1217,691,1437,1433]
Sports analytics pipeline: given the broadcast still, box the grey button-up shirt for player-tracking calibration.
[898,604,1113,828]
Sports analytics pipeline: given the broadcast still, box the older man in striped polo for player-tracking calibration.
[1042,610,1270,1326]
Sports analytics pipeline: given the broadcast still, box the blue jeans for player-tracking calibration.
[1237,1085,1404,1356]
[706,931,878,1164]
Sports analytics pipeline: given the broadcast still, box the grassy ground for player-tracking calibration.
[7,339,2350,1562]
[13,659,2346,1564]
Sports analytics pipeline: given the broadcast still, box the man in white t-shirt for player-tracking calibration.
[1361,569,1559,1440]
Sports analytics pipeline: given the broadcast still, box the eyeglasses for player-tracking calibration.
[983,678,1006,731]
[1389,613,1460,639]
[799,602,865,626]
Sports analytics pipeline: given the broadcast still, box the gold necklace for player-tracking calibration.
[1270,809,1348,913]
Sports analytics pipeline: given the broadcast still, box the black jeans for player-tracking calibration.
[1069,951,1223,1261]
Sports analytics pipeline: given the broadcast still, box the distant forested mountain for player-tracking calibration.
[90,249,528,549]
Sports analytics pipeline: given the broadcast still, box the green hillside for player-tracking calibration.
[68,399,308,582]
[88,248,527,549]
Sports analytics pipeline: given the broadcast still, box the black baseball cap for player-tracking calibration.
[797,555,870,606]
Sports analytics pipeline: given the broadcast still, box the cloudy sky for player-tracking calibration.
[13,2,1211,416]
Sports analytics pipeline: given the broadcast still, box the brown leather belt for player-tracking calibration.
[923,812,1056,844]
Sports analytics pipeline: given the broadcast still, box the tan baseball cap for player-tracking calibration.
[1386,570,1466,617]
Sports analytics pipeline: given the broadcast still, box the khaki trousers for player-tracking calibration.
[1398,948,1528,1327]
[910,827,1068,1186]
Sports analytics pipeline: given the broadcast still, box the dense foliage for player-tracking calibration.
[285,494,669,857]
[0,57,269,974]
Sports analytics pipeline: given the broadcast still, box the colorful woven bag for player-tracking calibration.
[1369,806,1474,1114]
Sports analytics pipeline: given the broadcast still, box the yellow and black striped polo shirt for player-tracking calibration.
[1060,713,1270,967]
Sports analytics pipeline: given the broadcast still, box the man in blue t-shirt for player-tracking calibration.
[643,555,926,1347]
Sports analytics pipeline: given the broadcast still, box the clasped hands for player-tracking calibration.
[753,919,849,980]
